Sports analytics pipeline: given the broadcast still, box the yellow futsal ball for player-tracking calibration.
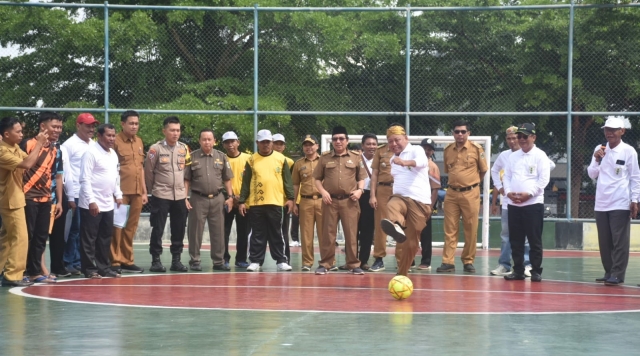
[388,275,413,300]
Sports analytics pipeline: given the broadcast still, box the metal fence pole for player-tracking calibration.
[566,0,575,221]
[405,6,411,134]
[253,4,259,152]
[104,1,110,123]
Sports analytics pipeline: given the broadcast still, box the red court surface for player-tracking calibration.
[18,273,640,314]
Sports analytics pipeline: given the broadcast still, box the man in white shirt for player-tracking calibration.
[380,125,432,276]
[78,124,123,279]
[61,113,98,275]
[356,133,377,270]
[503,123,550,282]
[587,116,640,286]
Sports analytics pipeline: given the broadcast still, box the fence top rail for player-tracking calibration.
[2,1,640,12]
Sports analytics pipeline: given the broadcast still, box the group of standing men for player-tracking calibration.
[1,112,635,286]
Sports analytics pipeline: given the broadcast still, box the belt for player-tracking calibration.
[448,183,479,192]
[378,182,393,187]
[191,190,219,199]
[301,194,322,199]
[330,194,350,200]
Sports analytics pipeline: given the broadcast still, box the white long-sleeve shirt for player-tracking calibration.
[503,145,550,207]
[492,149,556,209]
[79,143,122,212]
[587,141,640,211]
[62,134,96,201]
[390,143,431,205]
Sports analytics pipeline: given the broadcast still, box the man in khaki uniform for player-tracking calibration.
[144,116,191,273]
[111,110,147,273]
[438,120,488,273]
[0,116,48,287]
[313,126,366,275]
[185,129,234,271]
[292,134,322,271]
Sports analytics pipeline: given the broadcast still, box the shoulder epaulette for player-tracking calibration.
[471,141,483,149]
[322,150,331,155]
[444,142,455,149]
[350,150,361,155]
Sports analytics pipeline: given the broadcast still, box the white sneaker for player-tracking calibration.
[290,241,300,247]
[246,263,261,272]
[490,265,510,276]
[524,265,532,277]
[277,262,292,271]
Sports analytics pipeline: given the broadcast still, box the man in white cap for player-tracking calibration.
[588,116,640,286]
[238,129,294,272]
[222,131,251,269]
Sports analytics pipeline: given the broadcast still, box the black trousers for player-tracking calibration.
[508,203,544,275]
[290,209,299,242]
[224,206,249,263]
[49,196,69,273]
[79,208,114,276]
[595,210,630,281]
[357,190,375,264]
[420,217,433,266]
[149,196,187,257]
[248,205,287,265]
[25,200,51,276]
[281,211,291,263]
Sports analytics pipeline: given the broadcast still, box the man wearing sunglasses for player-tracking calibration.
[313,126,366,275]
[503,123,550,282]
[438,121,488,273]
[587,116,640,286]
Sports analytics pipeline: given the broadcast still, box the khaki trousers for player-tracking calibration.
[319,198,360,269]
[187,193,225,265]
[298,197,322,267]
[0,207,28,281]
[111,194,143,266]
[387,195,431,276]
[442,187,480,265]
[373,184,402,261]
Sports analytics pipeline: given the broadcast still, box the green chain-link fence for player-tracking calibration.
[1,1,640,218]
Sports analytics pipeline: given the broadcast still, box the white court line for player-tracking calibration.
[9,273,640,315]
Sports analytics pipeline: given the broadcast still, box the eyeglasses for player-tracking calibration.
[332,137,346,142]
[516,133,529,140]
[453,130,468,135]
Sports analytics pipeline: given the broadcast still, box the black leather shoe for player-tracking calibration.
[1,278,34,287]
[120,264,144,273]
[102,270,121,278]
[530,272,542,282]
[170,260,188,272]
[436,263,455,273]
[111,266,122,274]
[213,264,231,271]
[595,275,610,283]
[463,264,476,273]
[190,262,202,271]
[604,276,622,286]
[150,258,166,273]
[504,273,526,281]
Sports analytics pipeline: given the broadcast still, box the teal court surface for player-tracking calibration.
[2,245,640,355]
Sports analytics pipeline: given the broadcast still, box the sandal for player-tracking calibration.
[47,274,58,281]
[30,275,57,284]
[87,272,102,279]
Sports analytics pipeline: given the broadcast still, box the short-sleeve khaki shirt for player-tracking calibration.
[313,150,366,196]
[371,144,394,184]
[184,149,233,196]
[443,140,488,188]
[114,132,145,195]
[0,140,28,209]
[292,155,320,196]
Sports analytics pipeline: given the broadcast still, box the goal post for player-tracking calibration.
[320,134,492,250]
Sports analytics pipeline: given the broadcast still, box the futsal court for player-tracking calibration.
[1,243,640,356]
